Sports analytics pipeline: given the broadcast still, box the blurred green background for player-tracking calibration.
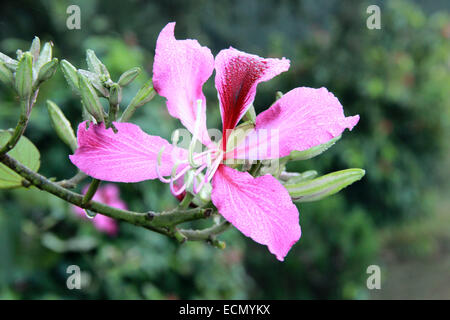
[0,0,449,299]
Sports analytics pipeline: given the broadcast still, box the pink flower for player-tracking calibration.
[70,23,359,260]
[72,184,126,235]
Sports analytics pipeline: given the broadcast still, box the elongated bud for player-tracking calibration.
[225,121,255,154]
[285,168,365,203]
[243,104,256,124]
[35,42,53,76]
[86,49,110,80]
[78,72,105,123]
[118,67,141,87]
[119,79,156,122]
[109,83,122,106]
[61,59,80,94]
[275,91,283,100]
[0,61,14,87]
[15,52,34,99]
[29,37,41,61]
[46,100,77,152]
[280,170,318,183]
[284,135,341,162]
[36,58,58,86]
[129,79,156,108]
[0,52,18,71]
[78,69,109,97]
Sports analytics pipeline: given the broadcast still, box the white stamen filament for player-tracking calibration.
[156,100,224,197]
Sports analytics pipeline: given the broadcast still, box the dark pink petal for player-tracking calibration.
[211,165,301,261]
[214,47,290,147]
[153,22,214,146]
[227,87,360,160]
[70,121,185,183]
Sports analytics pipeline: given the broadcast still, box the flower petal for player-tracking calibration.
[70,121,185,183]
[93,215,118,236]
[214,47,290,146]
[227,87,360,160]
[211,165,301,261]
[153,22,214,146]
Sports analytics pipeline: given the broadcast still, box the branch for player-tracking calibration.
[0,99,31,155]
[56,171,88,189]
[0,153,214,238]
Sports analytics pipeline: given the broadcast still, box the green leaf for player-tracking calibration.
[0,131,40,189]
[283,135,341,161]
[285,168,365,203]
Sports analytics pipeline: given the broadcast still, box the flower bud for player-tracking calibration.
[78,71,105,123]
[284,135,341,161]
[78,69,109,97]
[243,104,256,124]
[129,79,156,108]
[29,37,41,61]
[275,91,284,100]
[118,67,141,87]
[46,100,77,152]
[86,49,110,80]
[35,58,58,86]
[0,61,14,87]
[284,168,365,203]
[109,83,122,106]
[35,42,53,77]
[0,52,18,71]
[61,59,80,94]
[15,52,34,99]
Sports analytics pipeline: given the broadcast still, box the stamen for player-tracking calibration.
[156,146,171,183]
[188,100,204,168]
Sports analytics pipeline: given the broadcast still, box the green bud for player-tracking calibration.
[15,52,34,99]
[78,71,105,123]
[283,135,341,162]
[225,121,255,154]
[275,91,283,100]
[285,168,365,203]
[0,52,18,70]
[0,61,14,87]
[118,67,141,87]
[78,69,109,97]
[61,59,80,94]
[86,49,110,80]
[35,42,53,76]
[243,104,256,124]
[29,37,41,61]
[35,58,58,86]
[280,170,318,183]
[109,83,122,106]
[46,100,77,152]
[119,79,156,122]
[129,79,156,108]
